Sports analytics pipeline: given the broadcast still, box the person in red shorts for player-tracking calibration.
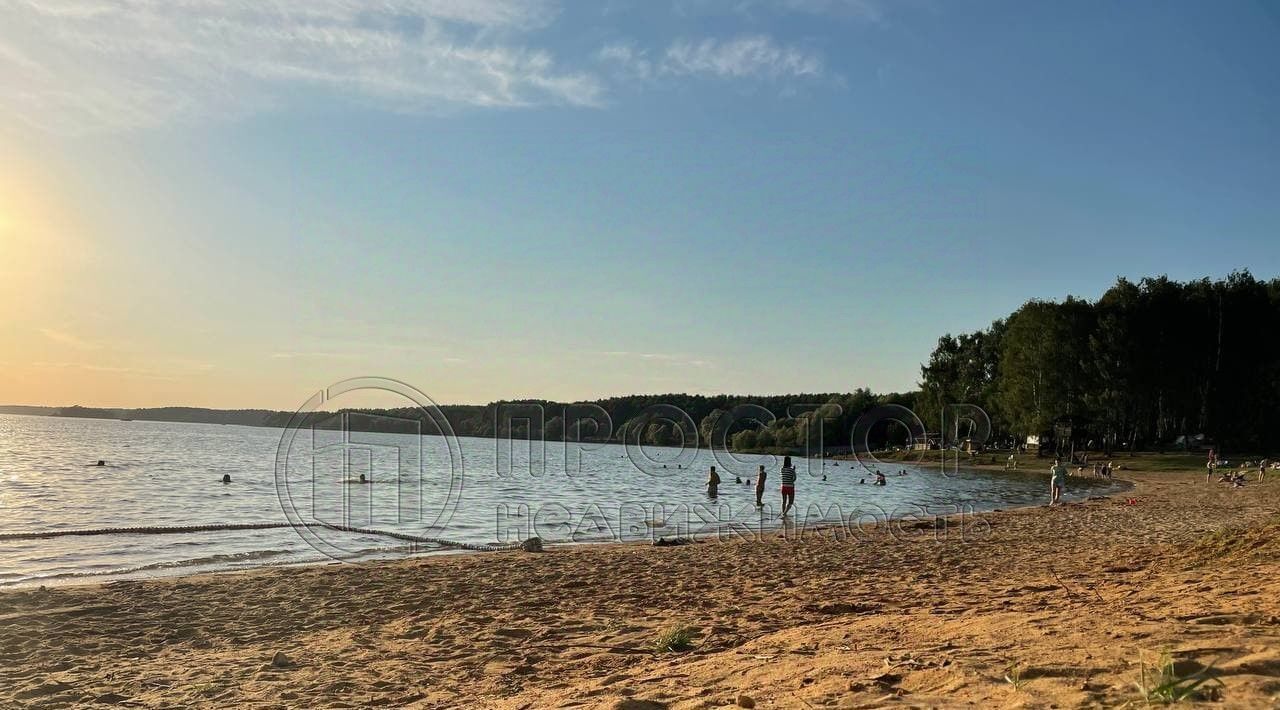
[779,455,797,516]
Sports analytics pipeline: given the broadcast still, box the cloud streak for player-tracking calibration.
[664,35,823,79]
[676,0,884,24]
[0,0,600,133]
[598,35,825,84]
[598,351,715,368]
[1,2,843,133]
[39,327,103,350]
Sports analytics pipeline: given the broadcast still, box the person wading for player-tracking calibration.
[780,456,797,515]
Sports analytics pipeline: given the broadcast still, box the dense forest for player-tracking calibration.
[917,272,1280,453]
[7,272,1277,455]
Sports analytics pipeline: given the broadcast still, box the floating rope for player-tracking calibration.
[0,522,525,552]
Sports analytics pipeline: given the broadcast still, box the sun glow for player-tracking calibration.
[0,169,87,319]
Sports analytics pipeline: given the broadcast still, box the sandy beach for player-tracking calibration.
[2,465,1279,709]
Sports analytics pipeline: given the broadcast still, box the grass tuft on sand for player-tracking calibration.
[1135,650,1223,704]
[1183,515,1280,567]
[653,624,695,653]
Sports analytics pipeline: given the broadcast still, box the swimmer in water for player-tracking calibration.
[706,465,720,499]
[359,473,367,484]
[221,474,231,484]
[874,470,887,486]
[96,460,106,467]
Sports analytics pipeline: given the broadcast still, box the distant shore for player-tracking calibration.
[2,460,1279,707]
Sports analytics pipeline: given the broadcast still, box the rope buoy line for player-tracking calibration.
[0,522,522,552]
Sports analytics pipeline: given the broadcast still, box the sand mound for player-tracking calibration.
[1183,515,1280,566]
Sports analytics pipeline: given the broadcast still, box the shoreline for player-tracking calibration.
[1,465,1129,591]
[3,468,1278,707]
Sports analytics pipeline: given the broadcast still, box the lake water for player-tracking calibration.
[0,413,1124,587]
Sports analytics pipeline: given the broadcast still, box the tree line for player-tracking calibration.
[917,272,1280,453]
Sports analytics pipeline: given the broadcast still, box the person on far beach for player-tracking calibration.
[754,464,767,508]
[1258,459,1268,483]
[1050,459,1067,505]
[779,456,797,515]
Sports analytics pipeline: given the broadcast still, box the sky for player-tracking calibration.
[1,0,1278,410]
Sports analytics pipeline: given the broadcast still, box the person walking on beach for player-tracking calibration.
[779,456,797,516]
[754,464,767,508]
[1206,448,1218,483]
[1258,458,1268,483]
[1050,458,1068,505]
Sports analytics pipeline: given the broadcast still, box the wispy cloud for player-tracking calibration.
[0,2,852,133]
[596,42,654,81]
[38,327,102,350]
[598,35,825,84]
[270,351,361,360]
[674,0,884,23]
[598,351,715,368]
[0,0,601,133]
[752,0,883,23]
[676,0,884,23]
[664,35,824,79]
[31,361,181,381]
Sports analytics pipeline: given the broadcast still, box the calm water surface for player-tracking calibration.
[0,413,1124,587]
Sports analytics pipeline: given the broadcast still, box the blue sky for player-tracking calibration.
[1,0,1278,408]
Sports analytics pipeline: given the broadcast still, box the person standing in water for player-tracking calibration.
[1050,458,1068,505]
[754,464,767,508]
[779,456,797,515]
[706,465,721,498]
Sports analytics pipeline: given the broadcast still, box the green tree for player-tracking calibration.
[998,298,1095,440]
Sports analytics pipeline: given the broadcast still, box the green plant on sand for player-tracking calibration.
[1135,650,1223,704]
[653,624,695,653]
[1003,661,1028,690]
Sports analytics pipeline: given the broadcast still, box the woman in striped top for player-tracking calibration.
[780,455,797,515]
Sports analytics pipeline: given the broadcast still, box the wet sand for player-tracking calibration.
[2,468,1279,708]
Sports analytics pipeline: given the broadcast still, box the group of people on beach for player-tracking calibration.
[1205,449,1271,487]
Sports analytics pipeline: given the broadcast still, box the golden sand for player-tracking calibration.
[2,469,1279,708]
